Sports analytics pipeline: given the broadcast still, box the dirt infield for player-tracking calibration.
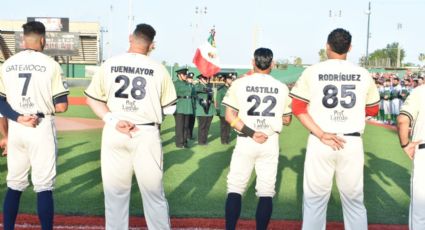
[0,214,407,230]
[69,97,86,105]
[55,117,103,131]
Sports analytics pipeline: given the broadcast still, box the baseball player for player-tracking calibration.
[223,48,292,230]
[290,28,379,230]
[397,85,425,229]
[391,77,402,124]
[0,21,69,230]
[85,23,176,230]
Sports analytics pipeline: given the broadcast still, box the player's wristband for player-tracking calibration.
[401,142,409,148]
[103,112,119,128]
[230,117,240,127]
[241,125,255,138]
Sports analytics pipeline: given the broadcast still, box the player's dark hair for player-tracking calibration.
[327,28,351,55]
[22,21,46,36]
[254,48,273,71]
[133,23,156,43]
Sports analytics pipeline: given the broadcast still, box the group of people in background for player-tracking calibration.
[371,72,424,125]
[173,68,236,148]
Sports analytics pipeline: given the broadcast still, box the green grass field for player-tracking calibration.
[0,102,412,224]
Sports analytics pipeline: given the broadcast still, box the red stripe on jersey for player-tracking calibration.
[292,97,309,116]
[366,104,379,117]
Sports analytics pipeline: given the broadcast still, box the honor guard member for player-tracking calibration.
[223,48,292,230]
[173,67,193,148]
[397,84,425,229]
[216,72,236,144]
[85,23,176,230]
[186,72,196,140]
[0,21,69,230]
[290,28,379,230]
[195,74,216,145]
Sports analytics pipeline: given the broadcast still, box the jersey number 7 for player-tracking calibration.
[19,73,32,96]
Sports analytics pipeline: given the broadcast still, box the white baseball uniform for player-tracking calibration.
[290,59,380,230]
[391,84,402,115]
[0,49,69,192]
[383,86,392,116]
[399,85,425,229]
[85,52,176,230]
[222,73,291,197]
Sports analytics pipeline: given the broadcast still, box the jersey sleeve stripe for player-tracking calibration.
[52,91,70,99]
[400,110,413,124]
[366,100,380,107]
[162,98,177,108]
[289,93,310,103]
[0,92,5,98]
[84,91,107,103]
[222,102,239,112]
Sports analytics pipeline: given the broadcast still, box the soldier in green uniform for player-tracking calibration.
[195,74,216,145]
[187,72,196,140]
[215,72,236,144]
[173,67,193,148]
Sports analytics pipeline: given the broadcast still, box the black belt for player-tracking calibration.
[310,132,360,137]
[344,132,361,137]
[135,122,156,126]
[178,96,192,99]
[35,113,54,118]
[419,143,425,149]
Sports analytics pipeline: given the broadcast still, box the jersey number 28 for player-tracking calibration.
[114,75,146,100]
[322,84,356,109]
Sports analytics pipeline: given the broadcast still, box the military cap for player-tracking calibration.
[197,74,207,79]
[225,72,237,79]
[175,67,189,75]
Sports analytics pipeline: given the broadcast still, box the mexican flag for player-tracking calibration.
[193,28,221,77]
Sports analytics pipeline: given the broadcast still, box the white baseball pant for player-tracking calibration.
[410,147,425,229]
[227,134,279,197]
[101,124,170,230]
[302,134,367,230]
[6,116,57,192]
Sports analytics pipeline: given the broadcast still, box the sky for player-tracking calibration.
[1,0,424,66]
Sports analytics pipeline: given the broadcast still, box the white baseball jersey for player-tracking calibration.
[222,73,292,135]
[0,50,69,115]
[85,53,177,124]
[0,49,67,193]
[400,85,425,142]
[290,59,379,134]
[86,52,175,230]
[399,85,425,229]
[222,73,291,197]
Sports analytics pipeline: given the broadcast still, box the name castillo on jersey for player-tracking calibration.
[246,86,279,94]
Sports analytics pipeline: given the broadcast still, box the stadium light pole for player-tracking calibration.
[365,1,371,67]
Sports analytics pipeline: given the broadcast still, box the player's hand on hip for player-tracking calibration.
[116,120,139,138]
[0,137,7,157]
[319,132,346,151]
[252,131,268,144]
[403,140,421,160]
[17,115,39,128]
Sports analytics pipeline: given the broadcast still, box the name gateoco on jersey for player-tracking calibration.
[85,53,176,124]
[0,50,69,115]
[290,59,380,134]
[222,73,292,135]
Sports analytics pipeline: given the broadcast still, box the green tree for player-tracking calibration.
[369,42,405,67]
[294,57,303,66]
[318,49,327,62]
[275,59,288,70]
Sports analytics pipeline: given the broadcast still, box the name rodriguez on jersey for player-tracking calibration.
[318,73,361,81]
